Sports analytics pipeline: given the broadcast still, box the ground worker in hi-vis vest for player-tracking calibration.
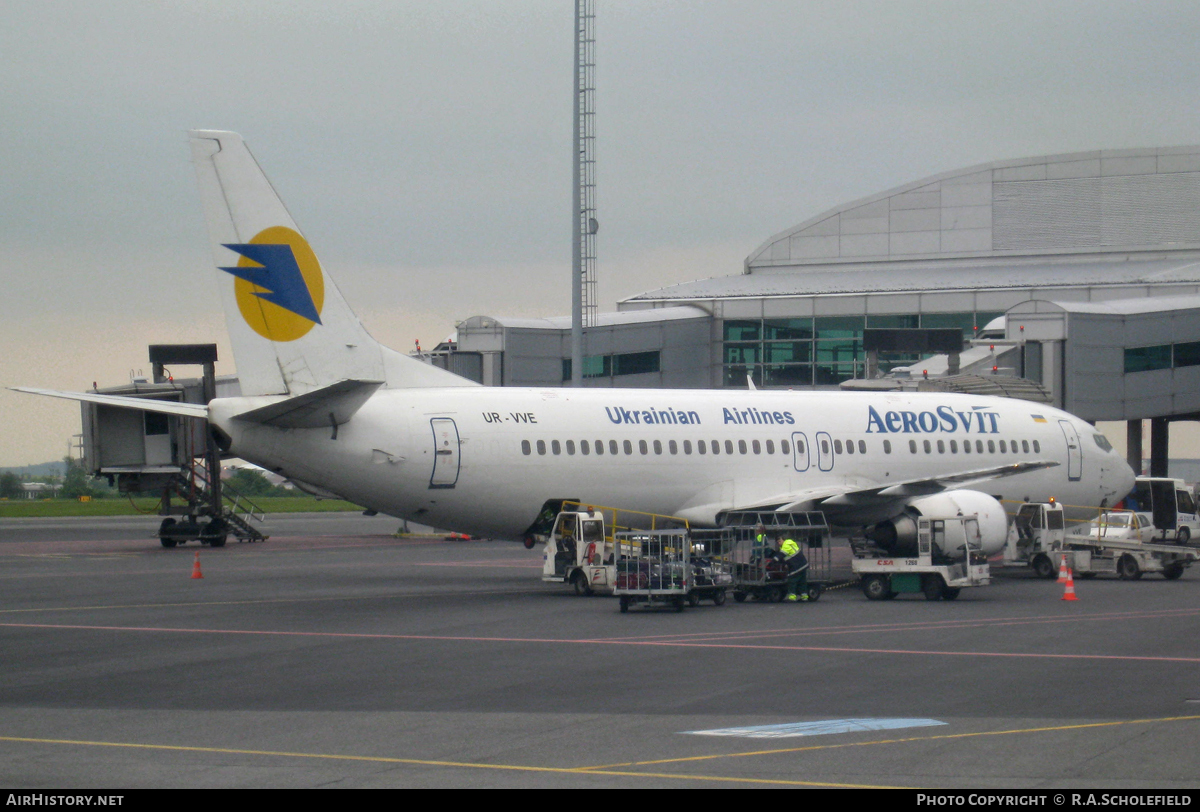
[752,524,770,561]
[777,536,809,602]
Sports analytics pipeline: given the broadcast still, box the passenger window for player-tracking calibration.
[845,440,854,455]
[623,439,633,455]
[999,440,1007,453]
[537,440,546,455]
[883,439,892,454]
[766,440,775,454]
[1033,440,1040,453]
[579,440,589,456]
[738,440,748,455]
[781,440,790,455]
[683,440,692,455]
[752,440,761,455]
[697,440,706,455]
[909,439,917,453]
[834,439,843,454]
[654,440,663,455]
[821,439,830,455]
[963,440,970,453]
[522,440,531,456]
[950,440,957,453]
[566,440,575,455]
[1022,440,1029,453]
[797,440,804,454]
[976,440,984,453]
[639,440,649,455]
[858,440,866,454]
[987,440,996,453]
[594,440,603,455]
[937,440,945,454]
[669,440,678,455]
[712,440,720,455]
[609,440,618,455]
[923,439,931,454]
[725,440,734,455]
[552,440,562,455]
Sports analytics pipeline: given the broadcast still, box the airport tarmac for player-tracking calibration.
[2,512,1199,789]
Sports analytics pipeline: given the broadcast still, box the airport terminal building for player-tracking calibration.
[443,146,1200,472]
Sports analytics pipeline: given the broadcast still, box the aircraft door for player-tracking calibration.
[1057,419,1082,481]
[429,417,461,489]
[815,431,834,472]
[791,432,810,472]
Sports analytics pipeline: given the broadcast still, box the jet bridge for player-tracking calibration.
[82,344,266,546]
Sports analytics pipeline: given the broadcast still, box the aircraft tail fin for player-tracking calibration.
[188,130,475,396]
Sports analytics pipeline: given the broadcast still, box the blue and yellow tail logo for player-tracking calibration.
[220,226,324,342]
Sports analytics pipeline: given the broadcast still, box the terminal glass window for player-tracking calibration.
[1125,345,1171,373]
[1173,341,1200,368]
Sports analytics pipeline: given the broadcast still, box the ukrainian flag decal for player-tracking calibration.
[1031,414,1048,423]
[220,226,325,342]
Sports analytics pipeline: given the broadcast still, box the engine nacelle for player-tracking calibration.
[864,490,1009,559]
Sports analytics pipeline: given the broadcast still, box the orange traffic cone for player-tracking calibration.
[1057,555,1069,583]
[191,551,204,580]
[1061,567,1078,601]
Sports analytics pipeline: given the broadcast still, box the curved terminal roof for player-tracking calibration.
[747,146,1200,270]
[625,146,1200,304]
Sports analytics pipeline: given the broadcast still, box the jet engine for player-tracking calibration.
[863,489,1009,559]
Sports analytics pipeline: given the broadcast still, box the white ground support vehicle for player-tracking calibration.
[1006,501,1199,580]
[540,502,688,596]
[1131,477,1200,545]
[852,514,991,601]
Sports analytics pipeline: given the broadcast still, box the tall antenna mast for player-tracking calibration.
[571,0,598,386]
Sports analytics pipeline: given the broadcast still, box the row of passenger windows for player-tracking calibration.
[520,436,1043,457]
[900,437,1041,455]
[522,438,796,457]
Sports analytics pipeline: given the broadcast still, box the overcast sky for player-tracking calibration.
[3,0,1200,466]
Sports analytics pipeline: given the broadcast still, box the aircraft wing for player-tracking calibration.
[734,460,1060,514]
[10,387,209,419]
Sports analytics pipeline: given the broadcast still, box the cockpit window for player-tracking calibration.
[1093,433,1114,453]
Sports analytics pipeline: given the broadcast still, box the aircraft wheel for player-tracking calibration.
[922,574,946,601]
[573,572,593,596]
[861,575,889,601]
[523,535,536,550]
[1118,555,1142,581]
[1163,562,1185,580]
[713,589,726,606]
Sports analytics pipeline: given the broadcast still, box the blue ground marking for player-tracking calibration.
[683,718,946,738]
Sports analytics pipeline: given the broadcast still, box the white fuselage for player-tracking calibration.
[210,388,1134,540]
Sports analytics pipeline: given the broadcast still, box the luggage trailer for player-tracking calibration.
[717,510,833,603]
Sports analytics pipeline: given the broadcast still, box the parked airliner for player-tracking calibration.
[16,131,1135,555]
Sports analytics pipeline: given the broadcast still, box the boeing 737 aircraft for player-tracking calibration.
[16,131,1135,556]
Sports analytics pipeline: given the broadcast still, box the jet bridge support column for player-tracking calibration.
[1150,418,1169,478]
[1127,420,1143,476]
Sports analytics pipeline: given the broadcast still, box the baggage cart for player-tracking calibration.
[613,529,691,613]
[719,511,832,603]
[686,530,736,606]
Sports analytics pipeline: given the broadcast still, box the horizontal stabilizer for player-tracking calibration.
[231,379,383,428]
[10,387,209,419]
